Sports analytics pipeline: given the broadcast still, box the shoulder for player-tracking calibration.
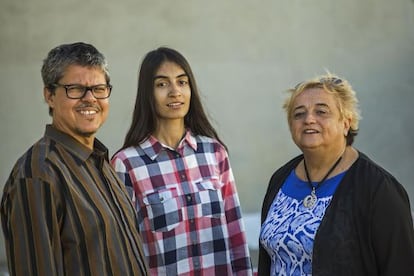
[12,137,54,177]
[111,146,147,169]
[352,151,402,188]
[194,135,227,153]
[194,134,219,145]
[112,146,144,160]
[269,154,303,184]
[4,137,61,194]
[261,155,303,221]
[349,151,410,206]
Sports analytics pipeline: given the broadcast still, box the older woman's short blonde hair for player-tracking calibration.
[283,72,362,145]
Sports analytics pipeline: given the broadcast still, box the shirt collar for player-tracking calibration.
[140,130,198,160]
[45,124,109,162]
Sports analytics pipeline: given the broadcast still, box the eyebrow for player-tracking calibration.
[153,73,188,80]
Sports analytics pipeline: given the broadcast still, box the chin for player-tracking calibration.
[82,132,96,138]
[76,127,98,138]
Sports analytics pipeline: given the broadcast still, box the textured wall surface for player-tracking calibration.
[1,0,413,267]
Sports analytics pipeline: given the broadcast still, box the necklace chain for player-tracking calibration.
[303,154,343,191]
[302,153,344,208]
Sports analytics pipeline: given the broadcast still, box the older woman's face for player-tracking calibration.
[289,87,350,153]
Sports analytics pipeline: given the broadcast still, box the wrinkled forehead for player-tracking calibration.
[61,64,108,81]
[295,87,336,104]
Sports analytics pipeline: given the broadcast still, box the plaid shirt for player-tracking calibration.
[112,131,252,275]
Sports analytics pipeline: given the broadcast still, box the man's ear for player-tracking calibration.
[44,87,54,108]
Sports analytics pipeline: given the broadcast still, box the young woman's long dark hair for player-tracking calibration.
[120,47,226,151]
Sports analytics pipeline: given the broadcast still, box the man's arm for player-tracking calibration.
[1,173,62,276]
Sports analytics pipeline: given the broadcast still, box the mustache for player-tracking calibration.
[77,103,101,111]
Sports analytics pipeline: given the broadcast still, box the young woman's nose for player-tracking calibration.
[169,83,181,96]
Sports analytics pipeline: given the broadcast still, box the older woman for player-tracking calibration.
[258,73,414,275]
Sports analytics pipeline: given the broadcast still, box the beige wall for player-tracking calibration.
[1,0,414,266]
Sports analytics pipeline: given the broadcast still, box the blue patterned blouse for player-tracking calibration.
[259,169,345,275]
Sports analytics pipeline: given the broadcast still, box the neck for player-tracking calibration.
[82,138,95,150]
[52,123,95,150]
[303,146,347,182]
[154,120,186,149]
[73,135,95,150]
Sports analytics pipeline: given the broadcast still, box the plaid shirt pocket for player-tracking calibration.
[142,187,183,232]
[194,179,224,219]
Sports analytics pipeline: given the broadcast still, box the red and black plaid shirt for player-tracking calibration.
[112,131,252,275]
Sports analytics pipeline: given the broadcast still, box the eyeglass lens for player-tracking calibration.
[64,84,111,99]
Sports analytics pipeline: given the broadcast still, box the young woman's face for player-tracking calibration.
[289,87,350,153]
[153,61,191,124]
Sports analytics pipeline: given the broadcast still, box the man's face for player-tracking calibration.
[44,64,109,147]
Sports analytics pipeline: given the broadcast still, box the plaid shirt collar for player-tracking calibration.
[140,130,198,160]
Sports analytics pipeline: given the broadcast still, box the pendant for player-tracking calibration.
[303,189,317,208]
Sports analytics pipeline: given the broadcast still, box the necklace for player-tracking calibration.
[303,154,343,209]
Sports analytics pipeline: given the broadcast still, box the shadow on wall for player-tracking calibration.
[244,213,261,268]
[0,264,8,276]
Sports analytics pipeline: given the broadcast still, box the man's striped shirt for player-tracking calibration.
[1,125,148,275]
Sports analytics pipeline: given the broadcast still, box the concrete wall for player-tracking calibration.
[1,0,414,267]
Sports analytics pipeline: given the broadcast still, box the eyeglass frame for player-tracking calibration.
[318,77,343,85]
[294,77,343,90]
[49,83,112,99]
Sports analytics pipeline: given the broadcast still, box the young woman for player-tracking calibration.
[112,47,252,275]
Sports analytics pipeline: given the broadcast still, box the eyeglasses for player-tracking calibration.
[294,77,343,90]
[319,77,343,85]
[51,84,112,99]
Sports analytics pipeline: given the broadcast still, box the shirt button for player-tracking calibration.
[190,219,194,224]
[181,174,186,180]
[186,195,192,201]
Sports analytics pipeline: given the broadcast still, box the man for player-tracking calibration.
[1,42,148,275]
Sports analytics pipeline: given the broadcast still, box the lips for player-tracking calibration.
[304,129,319,134]
[76,104,100,116]
[167,102,183,108]
[79,110,97,115]
[77,103,100,113]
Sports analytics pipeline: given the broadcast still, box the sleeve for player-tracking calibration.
[217,147,253,275]
[371,173,414,275]
[1,167,63,276]
[111,154,136,206]
[257,157,300,276]
[257,173,278,276]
